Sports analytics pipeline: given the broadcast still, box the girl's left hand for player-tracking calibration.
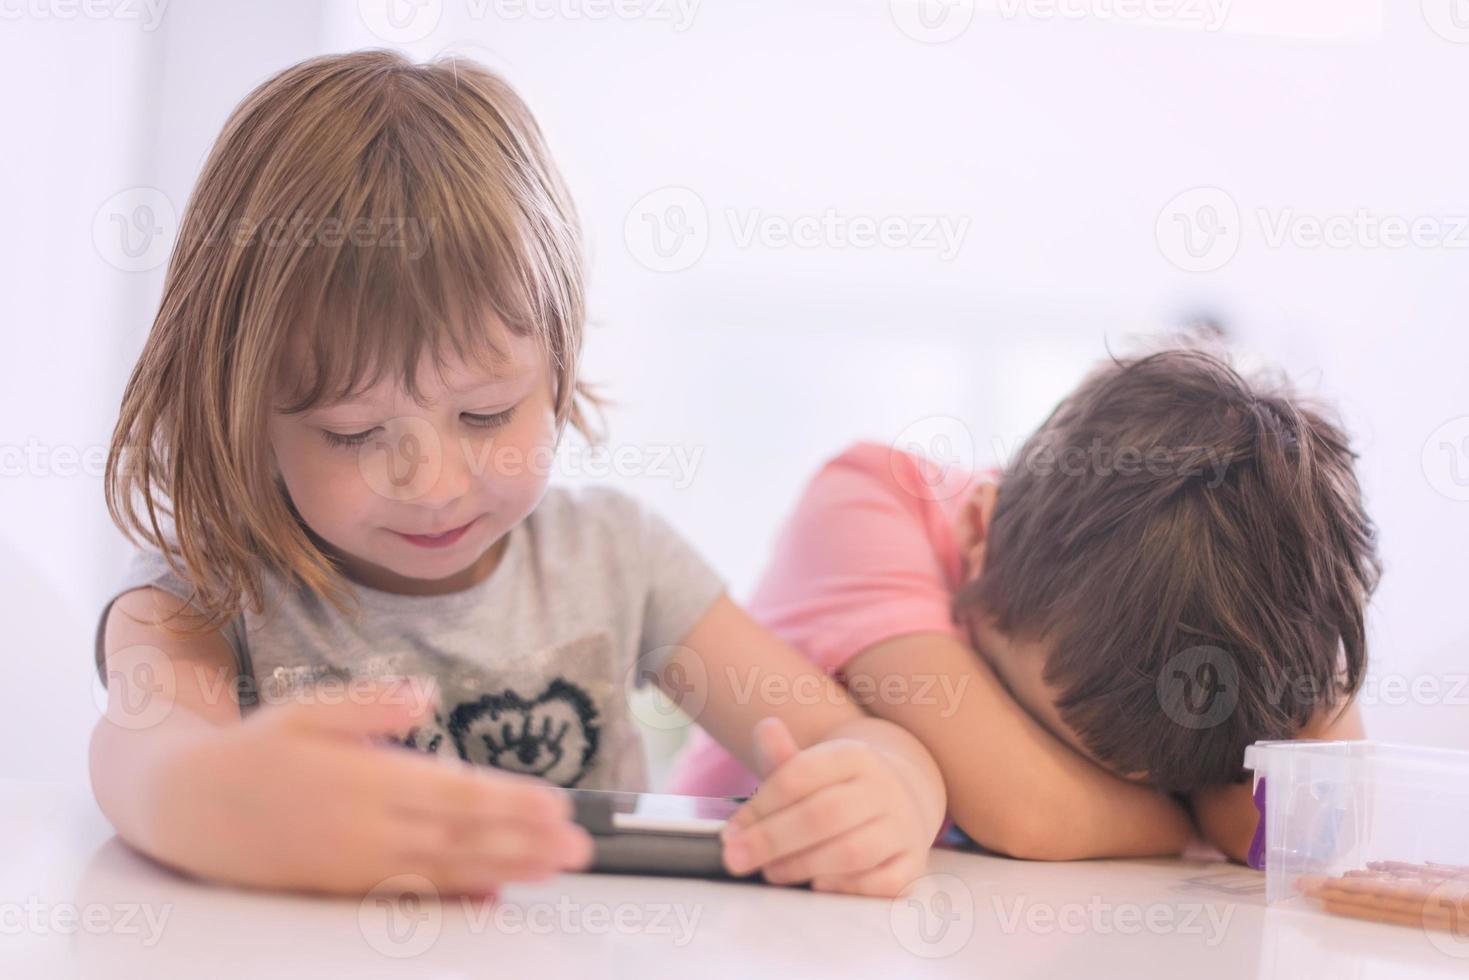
[719,717,932,897]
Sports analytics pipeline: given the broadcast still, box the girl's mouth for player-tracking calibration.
[393,517,477,549]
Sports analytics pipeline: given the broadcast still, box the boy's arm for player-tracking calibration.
[1191,699,1365,862]
[658,595,947,895]
[841,631,1195,860]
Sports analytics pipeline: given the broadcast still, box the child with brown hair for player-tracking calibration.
[671,347,1382,862]
[91,50,946,899]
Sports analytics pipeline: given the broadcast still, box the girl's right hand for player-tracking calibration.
[140,678,593,897]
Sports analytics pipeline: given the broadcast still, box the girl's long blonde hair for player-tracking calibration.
[106,49,600,635]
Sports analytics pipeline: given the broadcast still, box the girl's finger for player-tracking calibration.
[390,835,582,891]
[726,740,868,831]
[758,816,901,885]
[358,751,573,827]
[398,809,593,871]
[722,783,876,876]
[752,716,801,778]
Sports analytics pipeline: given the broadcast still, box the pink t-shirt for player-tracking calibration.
[666,440,986,797]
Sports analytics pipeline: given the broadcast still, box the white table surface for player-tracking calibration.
[3,779,1463,979]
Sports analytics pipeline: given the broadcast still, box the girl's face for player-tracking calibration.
[267,325,558,594]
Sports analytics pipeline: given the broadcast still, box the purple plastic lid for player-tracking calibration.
[1246,776,1267,870]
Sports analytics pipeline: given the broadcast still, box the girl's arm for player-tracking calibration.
[91,589,246,853]
[656,595,947,897]
[839,631,1195,861]
[92,587,592,896]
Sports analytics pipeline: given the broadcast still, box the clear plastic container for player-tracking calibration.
[1244,740,1469,909]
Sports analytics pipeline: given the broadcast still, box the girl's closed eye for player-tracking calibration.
[463,406,517,429]
[318,406,518,449]
[320,426,381,449]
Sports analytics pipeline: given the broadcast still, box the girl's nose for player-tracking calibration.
[412,426,472,509]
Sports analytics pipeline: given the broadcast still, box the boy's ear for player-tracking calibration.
[958,480,1000,581]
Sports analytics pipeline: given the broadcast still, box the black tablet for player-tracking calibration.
[568,789,751,879]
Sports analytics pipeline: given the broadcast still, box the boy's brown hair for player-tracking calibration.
[957,347,1381,791]
[105,50,600,636]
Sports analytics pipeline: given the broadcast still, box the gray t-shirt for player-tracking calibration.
[93,485,725,792]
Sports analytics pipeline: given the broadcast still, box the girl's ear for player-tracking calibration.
[957,479,999,581]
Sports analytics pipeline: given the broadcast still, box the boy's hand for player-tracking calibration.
[142,678,593,897]
[720,717,931,897]
[1191,700,1366,863]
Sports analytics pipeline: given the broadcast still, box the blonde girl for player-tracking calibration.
[92,50,945,899]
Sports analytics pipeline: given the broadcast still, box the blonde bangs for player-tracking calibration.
[254,52,586,421]
[268,194,524,417]
[106,50,598,636]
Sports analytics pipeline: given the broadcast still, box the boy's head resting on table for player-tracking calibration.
[105,49,601,626]
[952,347,1382,793]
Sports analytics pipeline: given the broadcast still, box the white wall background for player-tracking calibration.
[5,0,1468,787]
